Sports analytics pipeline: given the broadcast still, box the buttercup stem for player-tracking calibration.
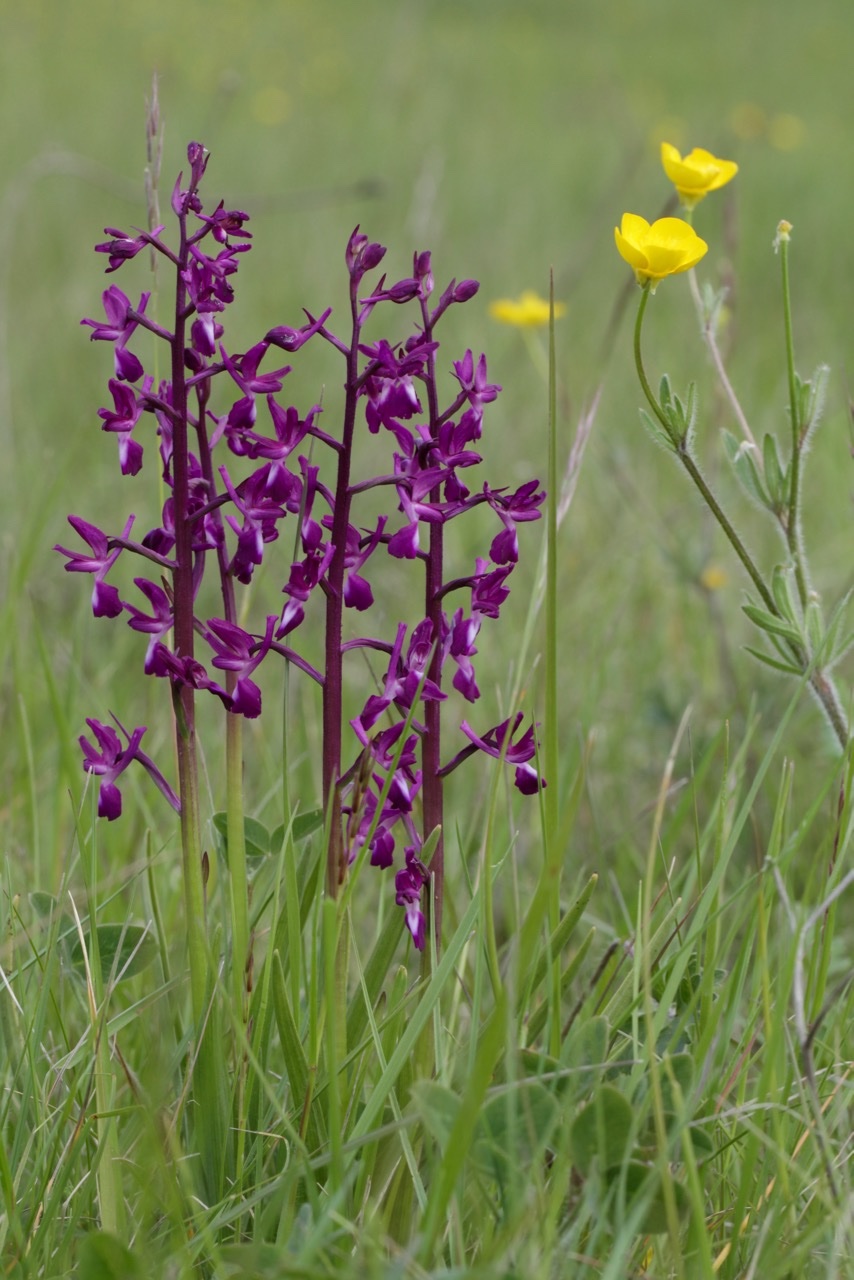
[686,268,761,461]
[633,285,779,619]
[634,285,848,749]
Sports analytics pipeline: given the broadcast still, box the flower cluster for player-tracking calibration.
[60,143,545,948]
[614,142,737,288]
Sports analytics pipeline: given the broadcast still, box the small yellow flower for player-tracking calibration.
[614,213,708,288]
[488,290,566,328]
[660,141,738,208]
[700,564,728,592]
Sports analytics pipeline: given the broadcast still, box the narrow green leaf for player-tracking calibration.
[271,950,325,1153]
[742,602,803,646]
[524,926,596,1045]
[800,362,829,441]
[743,645,803,676]
[805,598,824,658]
[820,587,853,666]
[345,902,405,1054]
[770,563,799,625]
[639,408,676,454]
[527,873,598,999]
[722,429,770,508]
[419,993,508,1256]
[350,888,481,1146]
[762,432,786,507]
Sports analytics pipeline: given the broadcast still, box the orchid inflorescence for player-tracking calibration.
[57,141,545,949]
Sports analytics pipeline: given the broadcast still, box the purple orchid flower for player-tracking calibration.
[458,713,545,795]
[265,308,332,353]
[484,479,547,565]
[353,621,445,736]
[81,285,151,382]
[395,846,430,950]
[95,226,162,274]
[444,608,481,702]
[55,514,135,619]
[204,614,277,718]
[345,227,386,284]
[320,515,387,611]
[194,200,252,244]
[79,717,180,820]
[123,577,175,675]
[183,242,250,314]
[97,378,145,475]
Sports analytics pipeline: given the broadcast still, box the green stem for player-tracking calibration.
[226,709,249,1020]
[634,283,849,750]
[809,669,848,750]
[83,820,125,1238]
[170,212,208,1027]
[545,271,561,1057]
[174,696,208,1024]
[779,231,809,608]
[633,287,778,618]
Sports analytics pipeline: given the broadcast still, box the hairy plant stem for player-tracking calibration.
[634,286,777,616]
[421,294,445,951]
[634,283,849,750]
[687,267,760,459]
[545,272,561,1056]
[779,231,809,609]
[171,208,208,1025]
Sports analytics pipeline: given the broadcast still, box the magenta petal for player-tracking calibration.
[98,781,123,820]
[388,522,419,559]
[230,677,262,719]
[92,580,123,619]
[114,346,144,382]
[344,572,373,611]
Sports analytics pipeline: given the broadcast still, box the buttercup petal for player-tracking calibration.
[660,142,738,203]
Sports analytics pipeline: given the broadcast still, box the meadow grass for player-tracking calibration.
[2,2,854,1276]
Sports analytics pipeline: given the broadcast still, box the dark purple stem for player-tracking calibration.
[170,212,197,719]
[322,276,362,896]
[170,195,208,1018]
[195,383,238,631]
[420,297,445,948]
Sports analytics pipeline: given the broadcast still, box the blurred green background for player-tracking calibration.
[3,0,853,875]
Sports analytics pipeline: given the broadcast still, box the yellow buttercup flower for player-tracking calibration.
[488,290,566,328]
[700,564,728,592]
[661,142,738,208]
[614,213,708,288]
